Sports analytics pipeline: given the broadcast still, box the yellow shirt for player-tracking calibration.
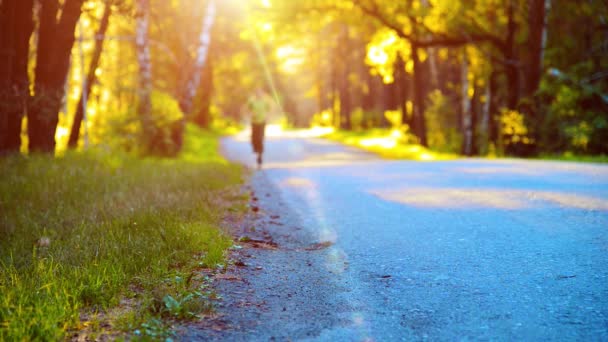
[248,95,269,124]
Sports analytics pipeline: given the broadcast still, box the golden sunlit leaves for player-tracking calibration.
[365,28,410,84]
[500,109,533,145]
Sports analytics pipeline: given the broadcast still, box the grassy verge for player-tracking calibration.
[538,153,608,163]
[323,129,608,164]
[322,128,457,161]
[0,124,244,340]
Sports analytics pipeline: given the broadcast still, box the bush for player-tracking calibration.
[425,90,462,153]
[539,82,608,154]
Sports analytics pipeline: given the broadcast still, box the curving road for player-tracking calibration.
[185,128,608,341]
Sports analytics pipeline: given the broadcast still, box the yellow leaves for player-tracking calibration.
[335,0,354,10]
[384,110,401,128]
[467,86,475,98]
[366,28,410,83]
[368,45,389,65]
[424,0,461,31]
[405,60,414,73]
[500,109,533,145]
[417,49,427,62]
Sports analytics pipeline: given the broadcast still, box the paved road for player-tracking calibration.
[185,129,608,341]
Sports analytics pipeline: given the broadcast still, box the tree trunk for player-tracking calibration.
[135,0,153,145]
[524,0,549,99]
[330,40,340,128]
[192,55,214,128]
[172,0,216,149]
[68,1,112,149]
[480,76,492,153]
[338,25,352,130]
[0,0,17,153]
[179,0,216,115]
[411,44,428,146]
[0,0,34,155]
[395,55,411,128]
[488,73,499,148]
[505,0,520,109]
[427,47,439,90]
[521,0,550,153]
[29,0,84,153]
[461,51,474,156]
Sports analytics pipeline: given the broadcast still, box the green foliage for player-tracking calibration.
[0,127,242,339]
[350,108,386,130]
[324,128,454,160]
[538,80,608,154]
[425,90,462,153]
[144,90,185,157]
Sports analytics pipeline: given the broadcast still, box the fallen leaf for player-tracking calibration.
[304,241,333,251]
[215,274,241,281]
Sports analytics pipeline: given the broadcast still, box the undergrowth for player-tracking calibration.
[0,125,243,340]
[323,129,456,161]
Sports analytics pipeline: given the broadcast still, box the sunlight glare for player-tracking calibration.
[367,46,388,65]
[371,187,608,210]
[307,125,335,137]
[359,137,397,149]
[265,124,284,136]
[275,45,305,74]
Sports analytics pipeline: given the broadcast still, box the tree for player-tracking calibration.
[0,0,35,154]
[135,0,153,147]
[175,0,217,148]
[28,0,86,153]
[68,0,114,149]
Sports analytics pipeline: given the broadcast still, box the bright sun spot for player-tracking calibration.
[275,45,305,74]
[367,46,388,65]
[359,137,397,149]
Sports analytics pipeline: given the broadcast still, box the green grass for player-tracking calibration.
[324,129,608,163]
[0,124,244,340]
[539,152,608,163]
[323,128,457,161]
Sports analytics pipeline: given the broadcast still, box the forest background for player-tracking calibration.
[0,0,606,159]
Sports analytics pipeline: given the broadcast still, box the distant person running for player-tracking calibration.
[248,88,270,167]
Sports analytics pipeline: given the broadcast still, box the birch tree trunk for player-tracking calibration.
[171,0,216,150]
[427,47,439,89]
[480,78,492,153]
[68,1,112,149]
[461,50,474,156]
[135,0,153,144]
[179,0,216,115]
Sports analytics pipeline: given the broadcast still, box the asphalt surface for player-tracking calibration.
[183,128,608,341]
